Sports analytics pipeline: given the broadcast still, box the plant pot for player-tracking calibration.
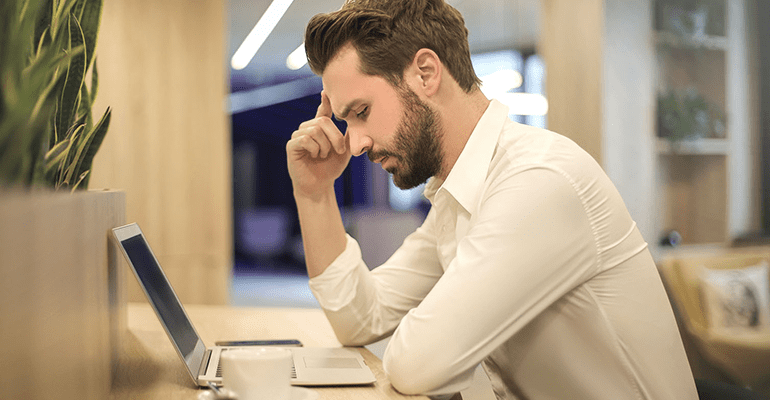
[0,189,126,399]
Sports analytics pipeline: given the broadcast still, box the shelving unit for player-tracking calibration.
[655,137,729,155]
[653,31,729,51]
[652,0,752,250]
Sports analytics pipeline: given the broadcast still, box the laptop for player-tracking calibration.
[112,223,376,387]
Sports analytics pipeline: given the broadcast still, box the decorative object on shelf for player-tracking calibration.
[657,87,726,145]
[0,0,111,192]
[655,0,726,39]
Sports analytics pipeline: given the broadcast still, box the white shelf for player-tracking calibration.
[652,242,735,264]
[656,137,730,155]
[654,31,729,50]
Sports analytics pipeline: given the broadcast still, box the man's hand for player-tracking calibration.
[286,91,350,199]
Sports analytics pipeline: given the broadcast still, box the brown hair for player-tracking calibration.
[304,0,480,93]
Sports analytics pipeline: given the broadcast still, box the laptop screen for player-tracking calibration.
[120,234,200,359]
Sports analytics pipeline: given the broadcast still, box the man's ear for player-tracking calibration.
[407,48,442,97]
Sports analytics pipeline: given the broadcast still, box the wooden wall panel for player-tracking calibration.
[90,0,232,304]
[540,0,604,164]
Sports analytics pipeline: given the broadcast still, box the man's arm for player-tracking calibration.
[294,187,347,278]
[382,168,601,396]
[286,92,350,278]
[309,210,445,345]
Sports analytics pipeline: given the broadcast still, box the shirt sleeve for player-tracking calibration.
[308,208,445,346]
[382,167,601,396]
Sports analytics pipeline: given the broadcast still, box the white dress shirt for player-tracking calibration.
[309,100,698,399]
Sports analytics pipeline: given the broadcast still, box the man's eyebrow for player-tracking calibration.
[333,100,362,121]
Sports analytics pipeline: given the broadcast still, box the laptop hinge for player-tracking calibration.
[199,349,213,377]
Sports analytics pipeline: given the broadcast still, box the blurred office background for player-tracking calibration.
[87,0,770,396]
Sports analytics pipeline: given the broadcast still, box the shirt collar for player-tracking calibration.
[424,99,509,212]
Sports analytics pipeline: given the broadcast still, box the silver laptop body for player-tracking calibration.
[112,223,376,387]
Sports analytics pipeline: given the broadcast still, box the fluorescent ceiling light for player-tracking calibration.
[479,69,523,98]
[231,0,295,70]
[497,93,549,116]
[286,43,307,70]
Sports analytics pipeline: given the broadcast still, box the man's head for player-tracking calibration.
[304,0,480,93]
[305,0,481,189]
[320,44,444,190]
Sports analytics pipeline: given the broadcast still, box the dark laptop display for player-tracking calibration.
[118,234,201,363]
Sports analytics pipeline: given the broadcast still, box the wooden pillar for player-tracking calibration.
[91,0,232,304]
[540,0,605,165]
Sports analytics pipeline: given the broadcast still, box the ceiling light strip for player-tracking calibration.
[286,43,307,70]
[231,0,295,70]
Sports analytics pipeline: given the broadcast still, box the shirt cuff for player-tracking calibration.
[308,234,365,311]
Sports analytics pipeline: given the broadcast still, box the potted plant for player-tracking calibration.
[657,87,726,148]
[0,0,125,398]
[1,0,111,190]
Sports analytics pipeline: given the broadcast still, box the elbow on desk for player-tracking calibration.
[337,335,370,347]
[383,348,454,395]
[330,325,383,348]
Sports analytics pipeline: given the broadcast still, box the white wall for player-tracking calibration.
[601,0,657,250]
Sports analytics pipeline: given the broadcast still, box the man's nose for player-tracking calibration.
[346,128,372,157]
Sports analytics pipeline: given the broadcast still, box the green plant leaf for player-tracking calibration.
[71,169,89,192]
[44,136,71,171]
[73,106,110,189]
[55,13,86,144]
[78,0,101,71]
[78,83,93,131]
[33,0,53,48]
[90,57,99,103]
[61,112,87,167]
[45,125,77,184]
[73,0,86,20]
[62,123,87,185]
[34,25,50,56]
[51,0,77,42]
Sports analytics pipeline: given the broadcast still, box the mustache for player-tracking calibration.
[367,149,398,163]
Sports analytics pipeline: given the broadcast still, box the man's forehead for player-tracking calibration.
[321,45,400,118]
[322,80,367,119]
[322,50,361,111]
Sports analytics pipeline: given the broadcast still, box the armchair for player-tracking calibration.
[658,249,770,390]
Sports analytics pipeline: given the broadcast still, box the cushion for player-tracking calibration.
[700,261,770,331]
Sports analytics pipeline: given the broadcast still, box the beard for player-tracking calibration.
[367,86,444,190]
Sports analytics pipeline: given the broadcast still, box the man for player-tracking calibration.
[286,0,698,399]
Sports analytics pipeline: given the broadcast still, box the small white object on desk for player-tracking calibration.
[221,347,294,400]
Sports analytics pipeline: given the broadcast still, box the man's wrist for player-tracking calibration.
[293,185,337,204]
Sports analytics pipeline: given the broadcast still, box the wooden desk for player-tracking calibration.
[110,303,428,399]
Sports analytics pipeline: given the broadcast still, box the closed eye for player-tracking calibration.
[356,106,369,119]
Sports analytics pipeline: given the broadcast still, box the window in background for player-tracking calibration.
[389,179,425,211]
[524,54,546,129]
[472,50,525,124]
[471,49,548,125]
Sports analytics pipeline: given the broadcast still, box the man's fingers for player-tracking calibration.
[290,126,335,158]
[291,92,347,157]
[296,117,347,154]
[315,91,332,119]
[287,133,321,158]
